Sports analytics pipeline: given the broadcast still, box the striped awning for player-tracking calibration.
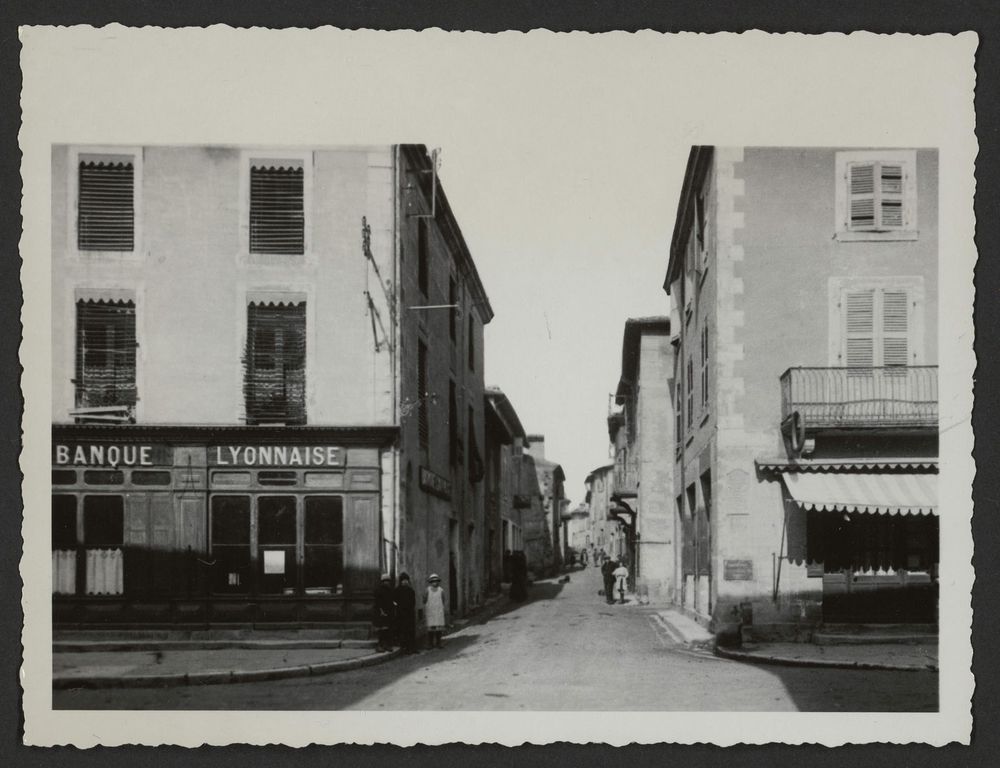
[781,472,937,516]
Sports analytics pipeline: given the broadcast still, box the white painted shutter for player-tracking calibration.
[844,290,875,367]
[879,164,904,229]
[881,290,910,367]
[847,163,876,230]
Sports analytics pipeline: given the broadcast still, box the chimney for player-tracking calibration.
[525,434,545,459]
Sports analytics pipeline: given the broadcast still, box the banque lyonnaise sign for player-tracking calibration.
[210,445,345,467]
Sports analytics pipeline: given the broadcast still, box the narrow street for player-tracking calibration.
[55,566,937,712]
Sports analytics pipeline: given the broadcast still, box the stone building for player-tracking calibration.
[50,143,493,629]
[583,463,624,562]
[609,316,675,602]
[664,146,938,639]
[484,387,528,591]
[521,435,565,577]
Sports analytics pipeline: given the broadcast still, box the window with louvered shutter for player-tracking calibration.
[842,288,912,371]
[417,341,429,450]
[844,290,875,370]
[847,161,909,232]
[249,163,304,254]
[243,302,306,424]
[75,299,137,410]
[882,291,910,370]
[78,158,135,251]
[686,356,694,428]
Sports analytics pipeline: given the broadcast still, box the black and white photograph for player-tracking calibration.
[18,26,976,746]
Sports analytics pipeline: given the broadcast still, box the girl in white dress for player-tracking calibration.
[423,574,446,648]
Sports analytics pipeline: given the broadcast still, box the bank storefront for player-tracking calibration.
[51,425,397,627]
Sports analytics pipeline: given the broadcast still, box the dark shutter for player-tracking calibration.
[243,302,307,424]
[75,299,137,410]
[249,165,305,255]
[78,160,134,251]
[417,341,429,450]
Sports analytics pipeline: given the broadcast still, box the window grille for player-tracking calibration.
[243,302,306,424]
[78,159,134,251]
[249,164,305,254]
[75,299,137,413]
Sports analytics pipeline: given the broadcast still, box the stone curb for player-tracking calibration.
[713,646,938,672]
[52,649,401,690]
[54,639,374,653]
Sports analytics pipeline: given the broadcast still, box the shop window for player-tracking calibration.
[244,301,307,425]
[52,495,78,594]
[258,496,297,595]
[77,155,135,252]
[52,470,77,486]
[82,495,124,595]
[131,470,172,486]
[75,299,137,415]
[304,496,344,595]
[249,161,305,255]
[211,495,252,593]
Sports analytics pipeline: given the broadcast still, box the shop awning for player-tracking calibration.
[781,471,937,516]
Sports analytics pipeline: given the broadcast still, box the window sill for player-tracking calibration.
[71,248,145,263]
[835,230,919,243]
[239,251,315,268]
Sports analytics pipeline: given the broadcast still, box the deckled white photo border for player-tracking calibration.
[18,26,977,746]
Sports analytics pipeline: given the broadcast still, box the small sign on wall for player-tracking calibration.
[263,550,285,575]
[724,559,754,581]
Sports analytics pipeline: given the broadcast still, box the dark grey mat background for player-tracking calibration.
[1,1,996,765]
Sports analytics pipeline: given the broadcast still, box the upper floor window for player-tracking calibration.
[71,148,142,256]
[78,157,135,251]
[249,161,305,255]
[417,340,429,451]
[685,356,694,429]
[417,219,429,296]
[244,301,306,425]
[449,275,457,343]
[468,314,475,372]
[835,150,917,241]
[700,323,709,410]
[75,298,137,418]
[830,276,925,371]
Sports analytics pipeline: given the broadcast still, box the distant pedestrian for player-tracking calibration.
[424,573,447,649]
[601,558,615,604]
[373,573,396,652]
[580,548,589,567]
[613,561,629,604]
[394,572,417,654]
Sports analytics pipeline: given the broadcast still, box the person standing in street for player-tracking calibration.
[394,572,417,654]
[613,560,629,604]
[423,573,447,649]
[601,558,615,604]
[373,573,396,652]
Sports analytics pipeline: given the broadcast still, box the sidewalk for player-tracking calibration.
[53,592,512,689]
[715,640,938,671]
[652,609,938,672]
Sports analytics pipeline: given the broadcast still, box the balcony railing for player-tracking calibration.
[613,463,639,498]
[780,366,938,431]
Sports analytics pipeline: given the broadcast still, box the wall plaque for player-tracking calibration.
[724,559,754,581]
[419,467,452,500]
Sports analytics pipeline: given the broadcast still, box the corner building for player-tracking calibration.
[665,147,938,639]
[50,144,492,628]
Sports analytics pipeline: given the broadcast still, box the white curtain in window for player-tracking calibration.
[52,550,77,595]
[85,548,124,595]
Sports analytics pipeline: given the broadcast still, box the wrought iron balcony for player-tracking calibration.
[780,366,938,432]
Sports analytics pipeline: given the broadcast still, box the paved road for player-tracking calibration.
[54,567,937,711]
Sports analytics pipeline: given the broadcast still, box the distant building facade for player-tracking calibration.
[584,464,624,562]
[664,146,938,639]
[522,435,565,577]
[609,317,675,601]
[484,388,528,590]
[51,143,494,629]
